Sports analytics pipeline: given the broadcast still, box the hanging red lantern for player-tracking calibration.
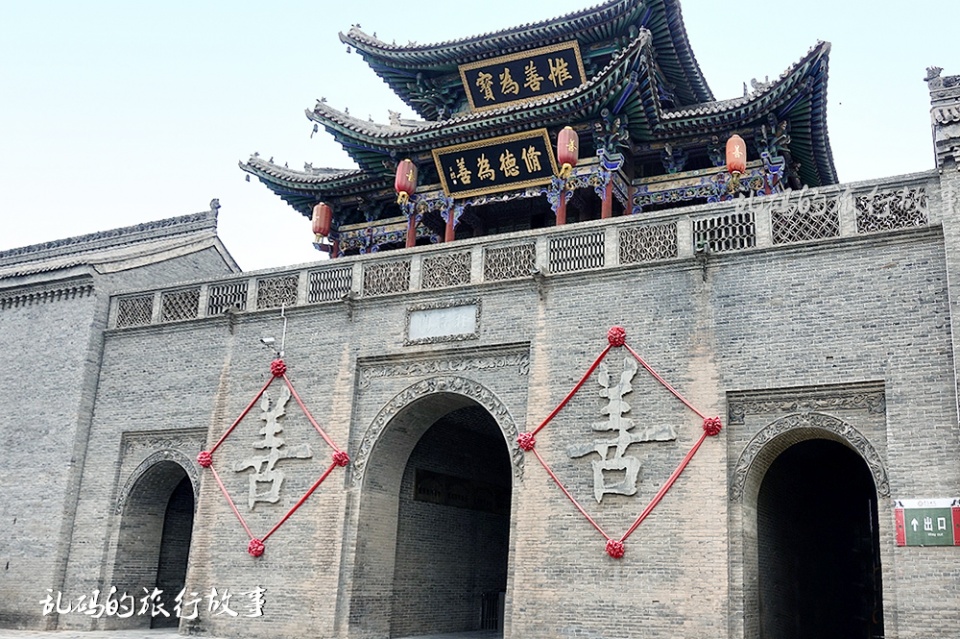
[725,134,747,175]
[312,202,332,238]
[395,158,417,205]
[557,126,579,178]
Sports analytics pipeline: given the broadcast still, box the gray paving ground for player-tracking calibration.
[0,630,502,639]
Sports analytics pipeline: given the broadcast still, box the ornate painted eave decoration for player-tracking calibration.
[308,30,658,169]
[239,156,392,216]
[339,0,713,119]
[305,37,836,187]
[657,41,836,186]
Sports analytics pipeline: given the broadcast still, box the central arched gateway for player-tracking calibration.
[349,381,519,639]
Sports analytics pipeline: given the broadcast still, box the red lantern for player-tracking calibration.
[395,158,417,205]
[557,126,579,178]
[312,202,332,238]
[725,134,747,175]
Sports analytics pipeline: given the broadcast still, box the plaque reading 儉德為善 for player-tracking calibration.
[432,129,559,199]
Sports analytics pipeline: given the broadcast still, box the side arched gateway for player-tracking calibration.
[348,377,522,639]
[113,455,197,629]
[733,413,889,639]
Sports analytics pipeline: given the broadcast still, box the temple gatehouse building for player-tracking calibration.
[2,1,959,638]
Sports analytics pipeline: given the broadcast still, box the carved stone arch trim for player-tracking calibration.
[351,375,523,487]
[115,449,200,514]
[730,412,890,502]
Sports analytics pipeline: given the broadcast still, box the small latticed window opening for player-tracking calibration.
[160,288,200,323]
[207,282,248,315]
[483,243,536,281]
[856,187,928,233]
[549,232,605,273]
[308,267,352,303]
[620,223,678,263]
[693,212,756,253]
[116,294,153,328]
[772,194,840,244]
[257,274,299,310]
[422,252,471,289]
[363,260,411,296]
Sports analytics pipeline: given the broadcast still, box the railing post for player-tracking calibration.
[409,254,423,292]
[351,261,364,297]
[198,284,209,318]
[535,236,549,273]
[297,269,309,305]
[151,290,162,324]
[604,225,619,267]
[677,217,694,259]
[471,244,484,284]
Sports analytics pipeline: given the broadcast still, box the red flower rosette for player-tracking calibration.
[247,538,265,557]
[517,432,536,451]
[333,451,350,467]
[270,359,287,377]
[702,416,723,436]
[606,539,625,559]
[197,450,213,468]
[607,326,626,347]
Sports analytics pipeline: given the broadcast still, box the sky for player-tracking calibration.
[1,1,956,272]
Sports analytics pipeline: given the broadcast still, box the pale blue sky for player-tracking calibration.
[1,1,955,270]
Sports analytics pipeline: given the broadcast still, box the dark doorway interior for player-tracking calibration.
[757,439,883,639]
[152,476,194,628]
[390,405,512,638]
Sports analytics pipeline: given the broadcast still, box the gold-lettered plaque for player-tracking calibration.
[459,41,587,112]
[432,129,560,199]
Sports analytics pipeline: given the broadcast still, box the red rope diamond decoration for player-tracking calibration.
[198,358,348,557]
[518,327,721,559]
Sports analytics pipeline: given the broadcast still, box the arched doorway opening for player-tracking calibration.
[114,460,195,629]
[391,405,511,637]
[757,439,883,639]
[349,385,517,639]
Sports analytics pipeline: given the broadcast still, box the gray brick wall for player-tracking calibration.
[4,174,960,639]
[0,225,240,630]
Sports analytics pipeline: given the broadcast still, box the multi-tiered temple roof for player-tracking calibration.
[241,0,836,255]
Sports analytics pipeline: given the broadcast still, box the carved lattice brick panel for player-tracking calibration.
[363,260,411,296]
[160,288,200,322]
[308,267,353,303]
[549,232,605,273]
[619,223,678,263]
[116,294,154,328]
[422,252,471,289]
[207,282,248,315]
[257,274,299,310]
[483,243,536,281]
[693,212,756,252]
[772,195,840,244]
[856,187,928,233]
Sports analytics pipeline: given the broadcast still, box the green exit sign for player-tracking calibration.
[894,499,960,546]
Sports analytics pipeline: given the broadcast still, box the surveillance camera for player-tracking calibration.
[260,337,276,346]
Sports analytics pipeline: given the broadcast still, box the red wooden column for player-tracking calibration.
[405,215,417,249]
[444,207,455,242]
[556,190,568,226]
[601,181,613,218]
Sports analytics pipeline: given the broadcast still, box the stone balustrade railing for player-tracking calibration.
[110,171,939,329]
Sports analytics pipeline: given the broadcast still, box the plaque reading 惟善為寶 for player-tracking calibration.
[459,41,586,112]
